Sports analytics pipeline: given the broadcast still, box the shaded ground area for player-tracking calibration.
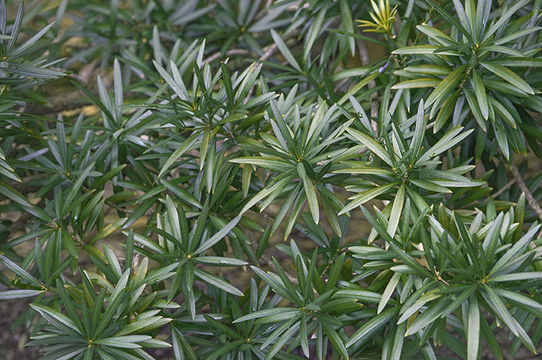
[0,291,40,360]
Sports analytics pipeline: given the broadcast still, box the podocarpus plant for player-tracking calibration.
[0,0,541,359]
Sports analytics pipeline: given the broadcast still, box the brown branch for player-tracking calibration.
[204,33,279,65]
[490,179,516,199]
[204,49,251,64]
[260,43,278,61]
[287,2,310,11]
[510,165,542,222]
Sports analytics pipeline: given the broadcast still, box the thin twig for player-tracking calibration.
[204,49,251,64]
[71,59,99,84]
[509,164,542,222]
[321,251,341,278]
[260,43,278,61]
[132,252,141,274]
[490,179,516,199]
[287,2,310,11]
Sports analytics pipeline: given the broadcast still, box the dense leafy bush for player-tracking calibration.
[1,0,542,359]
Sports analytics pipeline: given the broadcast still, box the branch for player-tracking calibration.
[509,164,542,222]
[260,43,278,61]
[490,178,516,199]
[204,49,251,64]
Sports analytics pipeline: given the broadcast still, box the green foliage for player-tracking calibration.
[0,1,541,359]
[392,0,542,158]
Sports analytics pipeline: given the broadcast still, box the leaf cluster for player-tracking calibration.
[0,1,541,360]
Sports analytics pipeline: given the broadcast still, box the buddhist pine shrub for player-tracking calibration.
[0,0,542,359]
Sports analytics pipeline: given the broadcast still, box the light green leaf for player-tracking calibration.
[483,285,535,352]
[417,127,473,163]
[195,216,241,254]
[0,254,42,287]
[346,307,399,347]
[95,336,151,349]
[89,217,127,244]
[391,78,441,89]
[159,133,200,178]
[117,317,171,336]
[471,69,488,120]
[265,322,300,360]
[233,308,299,323]
[492,288,542,313]
[345,128,393,166]
[239,176,291,214]
[30,303,81,335]
[393,45,451,55]
[297,163,319,224]
[480,62,534,95]
[193,256,248,266]
[340,0,355,56]
[230,157,291,173]
[404,298,449,336]
[194,268,243,296]
[425,65,467,108]
[378,272,401,314]
[0,289,43,300]
[322,322,349,360]
[467,297,480,360]
[409,179,451,193]
[271,29,301,72]
[340,183,398,215]
[489,272,542,282]
[387,184,405,237]
[304,8,327,61]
